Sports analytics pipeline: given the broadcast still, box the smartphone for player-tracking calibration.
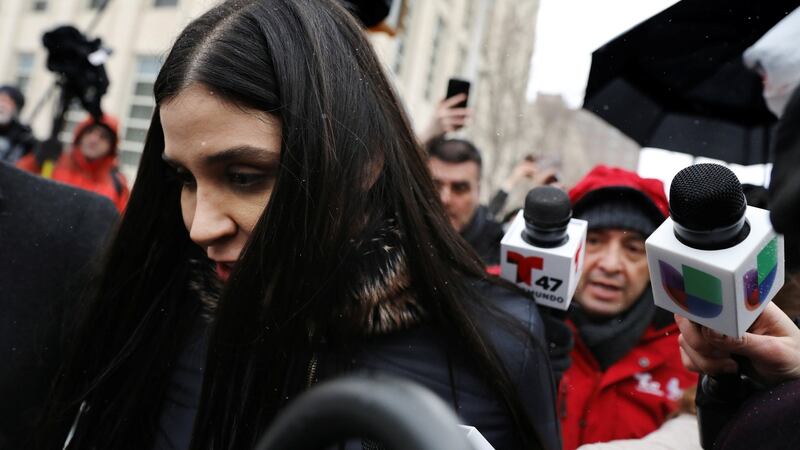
[446,78,471,108]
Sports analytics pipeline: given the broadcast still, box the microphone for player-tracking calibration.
[645,163,785,338]
[500,186,587,310]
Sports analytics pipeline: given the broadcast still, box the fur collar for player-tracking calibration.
[187,259,221,324]
[187,217,425,335]
[336,216,426,335]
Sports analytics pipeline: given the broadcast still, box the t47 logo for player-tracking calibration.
[744,238,778,311]
[506,252,542,285]
[506,251,562,292]
[659,261,723,318]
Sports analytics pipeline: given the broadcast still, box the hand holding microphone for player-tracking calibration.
[676,303,800,385]
[499,186,584,380]
[646,163,785,338]
[650,165,800,384]
[645,164,789,449]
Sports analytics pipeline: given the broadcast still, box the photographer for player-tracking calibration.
[0,85,36,164]
[17,114,129,212]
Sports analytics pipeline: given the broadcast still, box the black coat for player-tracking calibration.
[0,163,117,448]
[461,205,505,266]
[0,120,36,164]
[152,280,561,450]
[329,280,561,450]
[715,378,800,450]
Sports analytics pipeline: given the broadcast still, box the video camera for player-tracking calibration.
[36,25,111,166]
[42,25,110,122]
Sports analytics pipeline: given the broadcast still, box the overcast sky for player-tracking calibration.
[527,0,679,108]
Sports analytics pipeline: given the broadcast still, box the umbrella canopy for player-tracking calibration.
[584,0,800,165]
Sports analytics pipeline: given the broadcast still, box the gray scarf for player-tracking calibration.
[571,287,656,371]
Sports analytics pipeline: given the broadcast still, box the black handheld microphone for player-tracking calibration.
[669,164,750,250]
[647,163,783,338]
[500,186,587,310]
[521,186,573,248]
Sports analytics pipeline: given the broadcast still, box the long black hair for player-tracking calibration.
[37,1,546,449]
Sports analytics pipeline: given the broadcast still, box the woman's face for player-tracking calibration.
[161,84,281,282]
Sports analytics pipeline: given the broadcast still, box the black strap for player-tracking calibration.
[109,166,124,197]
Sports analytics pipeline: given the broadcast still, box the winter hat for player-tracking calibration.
[72,114,120,155]
[0,85,25,112]
[569,165,668,237]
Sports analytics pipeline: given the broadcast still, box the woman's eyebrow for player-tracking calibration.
[203,145,279,165]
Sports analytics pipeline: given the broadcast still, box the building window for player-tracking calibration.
[88,0,107,9]
[391,0,415,76]
[58,100,89,146]
[32,0,48,11]
[393,33,406,75]
[119,55,161,173]
[463,0,474,30]
[424,16,445,100]
[384,0,403,29]
[153,0,178,6]
[15,53,35,95]
[457,44,469,78]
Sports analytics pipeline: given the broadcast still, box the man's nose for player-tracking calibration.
[439,185,452,206]
[189,189,237,248]
[597,244,623,273]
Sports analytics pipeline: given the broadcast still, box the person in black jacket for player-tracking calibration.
[0,164,117,448]
[0,85,37,163]
[35,2,561,450]
[677,86,800,450]
[427,138,505,265]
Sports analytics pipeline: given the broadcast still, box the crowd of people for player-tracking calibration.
[0,86,129,212]
[2,0,800,449]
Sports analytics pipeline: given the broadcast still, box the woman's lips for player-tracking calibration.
[215,262,234,282]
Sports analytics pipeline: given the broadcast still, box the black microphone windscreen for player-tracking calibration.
[670,164,746,232]
[524,186,572,229]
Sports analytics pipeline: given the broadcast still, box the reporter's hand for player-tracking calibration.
[419,94,471,145]
[676,302,800,385]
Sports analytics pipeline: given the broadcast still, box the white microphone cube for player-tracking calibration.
[500,211,588,310]
[645,206,784,338]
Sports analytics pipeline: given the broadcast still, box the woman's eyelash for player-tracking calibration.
[177,171,196,186]
[165,165,195,186]
[227,172,265,186]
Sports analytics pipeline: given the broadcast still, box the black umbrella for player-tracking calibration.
[584,0,800,165]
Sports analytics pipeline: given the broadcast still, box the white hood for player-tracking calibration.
[743,7,800,118]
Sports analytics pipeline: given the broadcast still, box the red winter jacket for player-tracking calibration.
[558,320,697,450]
[17,115,129,212]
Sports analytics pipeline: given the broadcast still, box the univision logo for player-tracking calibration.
[659,261,723,318]
[743,238,778,311]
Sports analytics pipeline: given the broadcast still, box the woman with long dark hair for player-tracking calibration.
[37,1,560,449]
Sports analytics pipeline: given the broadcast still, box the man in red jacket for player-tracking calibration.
[559,165,697,450]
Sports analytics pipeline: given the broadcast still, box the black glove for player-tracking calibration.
[35,137,63,166]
